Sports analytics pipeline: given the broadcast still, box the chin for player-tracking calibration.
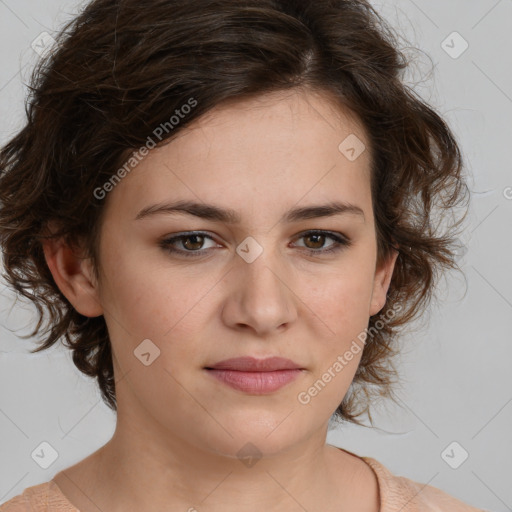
[199,415,305,459]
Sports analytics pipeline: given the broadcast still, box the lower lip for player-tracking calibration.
[205,369,302,394]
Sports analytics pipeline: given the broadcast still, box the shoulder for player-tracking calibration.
[361,456,486,512]
[0,480,79,511]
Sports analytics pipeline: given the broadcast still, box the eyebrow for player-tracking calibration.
[135,199,365,224]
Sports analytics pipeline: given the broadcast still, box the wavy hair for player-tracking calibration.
[0,0,469,426]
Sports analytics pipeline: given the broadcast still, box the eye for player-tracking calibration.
[159,232,219,258]
[292,230,352,256]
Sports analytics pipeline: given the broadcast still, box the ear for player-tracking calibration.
[42,233,103,318]
[369,247,399,316]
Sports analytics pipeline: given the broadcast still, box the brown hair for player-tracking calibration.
[0,0,469,427]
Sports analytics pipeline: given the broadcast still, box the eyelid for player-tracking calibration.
[292,229,348,242]
[159,231,220,249]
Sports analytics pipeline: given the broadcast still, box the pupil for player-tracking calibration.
[184,235,203,250]
[307,234,324,249]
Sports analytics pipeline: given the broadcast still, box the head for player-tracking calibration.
[0,0,468,451]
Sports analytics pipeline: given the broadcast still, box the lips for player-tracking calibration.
[205,356,303,372]
[204,357,304,394]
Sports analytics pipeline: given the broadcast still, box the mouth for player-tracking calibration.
[204,356,305,394]
[205,368,303,394]
[205,356,303,372]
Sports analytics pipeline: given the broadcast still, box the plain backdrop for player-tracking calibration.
[0,0,511,510]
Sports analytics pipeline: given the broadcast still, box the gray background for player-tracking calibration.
[0,0,511,510]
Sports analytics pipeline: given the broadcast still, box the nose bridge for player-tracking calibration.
[223,238,297,334]
[243,250,285,296]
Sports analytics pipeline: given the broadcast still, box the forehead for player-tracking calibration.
[103,89,373,223]
[168,88,370,166]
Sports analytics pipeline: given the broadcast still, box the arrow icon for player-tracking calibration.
[338,134,365,161]
[441,441,468,469]
[134,339,161,366]
[441,32,468,59]
[31,441,59,468]
[236,237,263,263]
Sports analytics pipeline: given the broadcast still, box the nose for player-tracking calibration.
[220,250,298,337]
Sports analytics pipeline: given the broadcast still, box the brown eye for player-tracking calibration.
[293,230,352,256]
[160,232,219,258]
[303,233,327,250]
[181,234,206,251]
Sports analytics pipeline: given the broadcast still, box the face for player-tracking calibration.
[55,89,397,459]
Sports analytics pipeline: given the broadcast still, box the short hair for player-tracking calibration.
[0,0,469,427]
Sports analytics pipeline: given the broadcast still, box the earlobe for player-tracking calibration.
[369,248,399,316]
[42,236,103,318]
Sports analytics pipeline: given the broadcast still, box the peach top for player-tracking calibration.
[0,454,485,511]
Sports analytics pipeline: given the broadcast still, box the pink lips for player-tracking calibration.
[205,356,304,394]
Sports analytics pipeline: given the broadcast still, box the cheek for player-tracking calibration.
[97,251,214,423]
[293,273,371,417]
[98,245,220,364]
[294,256,376,393]
[298,258,376,339]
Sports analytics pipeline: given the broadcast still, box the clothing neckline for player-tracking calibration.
[46,479,81,511]
[334,446,386,509]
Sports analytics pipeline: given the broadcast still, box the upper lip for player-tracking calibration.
[206,356,303,372]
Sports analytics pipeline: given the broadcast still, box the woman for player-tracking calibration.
[0,0,481,510]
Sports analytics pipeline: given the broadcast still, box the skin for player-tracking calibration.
[43,88,398,512]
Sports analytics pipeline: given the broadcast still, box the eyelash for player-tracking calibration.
[159,230,352,258]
